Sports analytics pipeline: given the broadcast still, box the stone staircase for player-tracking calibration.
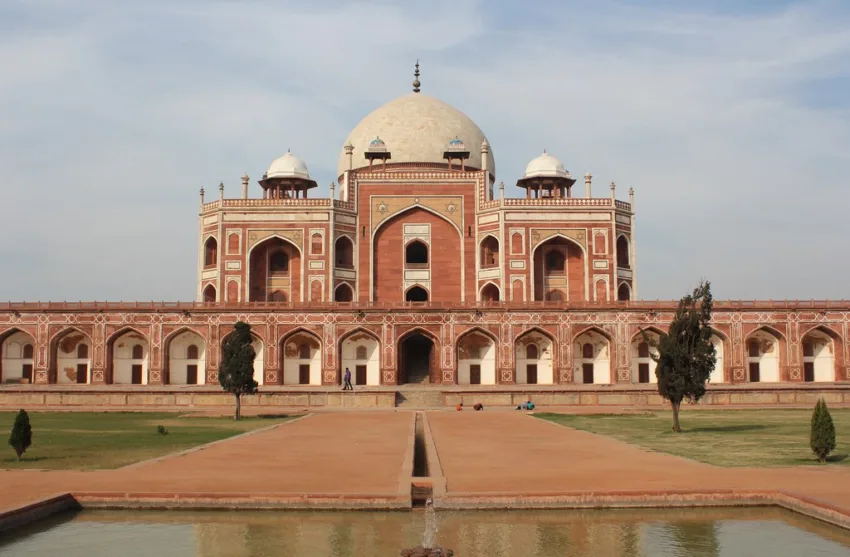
[396,389,444,408]
[405,359,431,385]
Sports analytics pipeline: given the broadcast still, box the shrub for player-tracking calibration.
[810,398,836,462]
[9,409,32,460]
[157,425,168,436]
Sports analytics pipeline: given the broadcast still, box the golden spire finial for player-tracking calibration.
[412,60,421,93]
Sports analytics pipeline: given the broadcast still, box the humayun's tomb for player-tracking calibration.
[1,66,848,408]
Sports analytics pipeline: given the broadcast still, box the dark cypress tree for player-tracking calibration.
[645,281,716,433]
[219,321,258,420]
[8,409,32,460]
[810,398,836,462]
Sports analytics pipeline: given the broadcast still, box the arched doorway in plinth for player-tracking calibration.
[457,329,497,385]
[49,328,93,384]
[280,329,322,385]
[339,329,381,386]
[398,330,437,385]
[0,328,36,384]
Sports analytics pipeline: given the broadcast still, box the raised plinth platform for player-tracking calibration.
[1,383,850,410]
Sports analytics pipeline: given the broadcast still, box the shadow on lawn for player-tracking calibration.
[1,455,47,464]
[686,424,774,433]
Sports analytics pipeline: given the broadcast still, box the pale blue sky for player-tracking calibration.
[0,0,848,301]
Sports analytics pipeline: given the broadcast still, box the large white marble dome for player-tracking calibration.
[337,92,496,178]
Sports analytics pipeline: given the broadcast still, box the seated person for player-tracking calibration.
[456,402,463,411]
[473,402,484,411]
[516,400,536,411]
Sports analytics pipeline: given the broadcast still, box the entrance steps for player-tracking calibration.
[396,388,444,408]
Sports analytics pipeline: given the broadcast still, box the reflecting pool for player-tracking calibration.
[2,507,850,557]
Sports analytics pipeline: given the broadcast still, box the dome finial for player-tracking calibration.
[412,60,421,93]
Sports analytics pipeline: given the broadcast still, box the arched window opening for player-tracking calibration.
[22,344,34,359]
[545,249,565,272]
[227,233,240,254]
[269,290,287,302]
[405,286,429,302]
[187,344,199,360]
[526,344,539,360]
[480,236,499,268]
[405,241,428,266]
[311,233,323,255]
[356,345,367,360]
[546,290,564,302]
[617,236,630,268]
[582,343,594,359]
[334,283,353,302]
[77,344,89,359]
[203,284,216,303]
[132,344,144,360]
[204,237,218,267]
[269,251,289,275]
[298,343,311,359]
[335,236,354,268]
[638,342,649,358]
[480,283,500,302]
[617,283,631,302]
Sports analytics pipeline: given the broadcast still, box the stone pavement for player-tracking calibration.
[4,409,850,529]
[0,411,413,513]
[427,411,850,514]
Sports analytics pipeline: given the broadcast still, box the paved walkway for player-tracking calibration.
[0,412,412,512]
[427,411,850,512]
[4,409,850,526]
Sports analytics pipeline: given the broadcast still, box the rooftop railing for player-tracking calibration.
[502,198,631,210]
[201,197,632,212]
[202,198,332,211]
[1,300,846,312]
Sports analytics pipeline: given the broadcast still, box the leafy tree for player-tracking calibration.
[644,281,716,433]
[9,409,32,460]
[810,398,836,462]
[219,321,258,420]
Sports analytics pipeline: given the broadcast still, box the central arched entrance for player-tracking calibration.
[399,332,435,384]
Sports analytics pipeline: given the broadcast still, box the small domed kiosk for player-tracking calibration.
[516,151,576,199]
[258,150,318,199]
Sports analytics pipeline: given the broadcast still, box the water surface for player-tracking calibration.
[2,507,850,556]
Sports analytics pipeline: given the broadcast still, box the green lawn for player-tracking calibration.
[537,408,850,467]
[0,412,293,470]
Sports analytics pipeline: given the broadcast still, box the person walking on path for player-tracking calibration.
[343,367,353,390]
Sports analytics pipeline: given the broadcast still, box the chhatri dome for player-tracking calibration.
[265,150,312,181]
[337,62,496,178]
[521,150,571,180]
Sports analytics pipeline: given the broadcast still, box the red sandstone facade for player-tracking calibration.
[1,78,847,390]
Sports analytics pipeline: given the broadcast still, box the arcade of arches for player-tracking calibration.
[2,319,846,387]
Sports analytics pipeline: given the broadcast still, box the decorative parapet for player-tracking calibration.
[333,200,355,211]
[502,198,630,210]
[201,198,332,212]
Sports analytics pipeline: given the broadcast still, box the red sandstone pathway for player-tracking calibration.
[427,411,850,512]
[0,412,412,512]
